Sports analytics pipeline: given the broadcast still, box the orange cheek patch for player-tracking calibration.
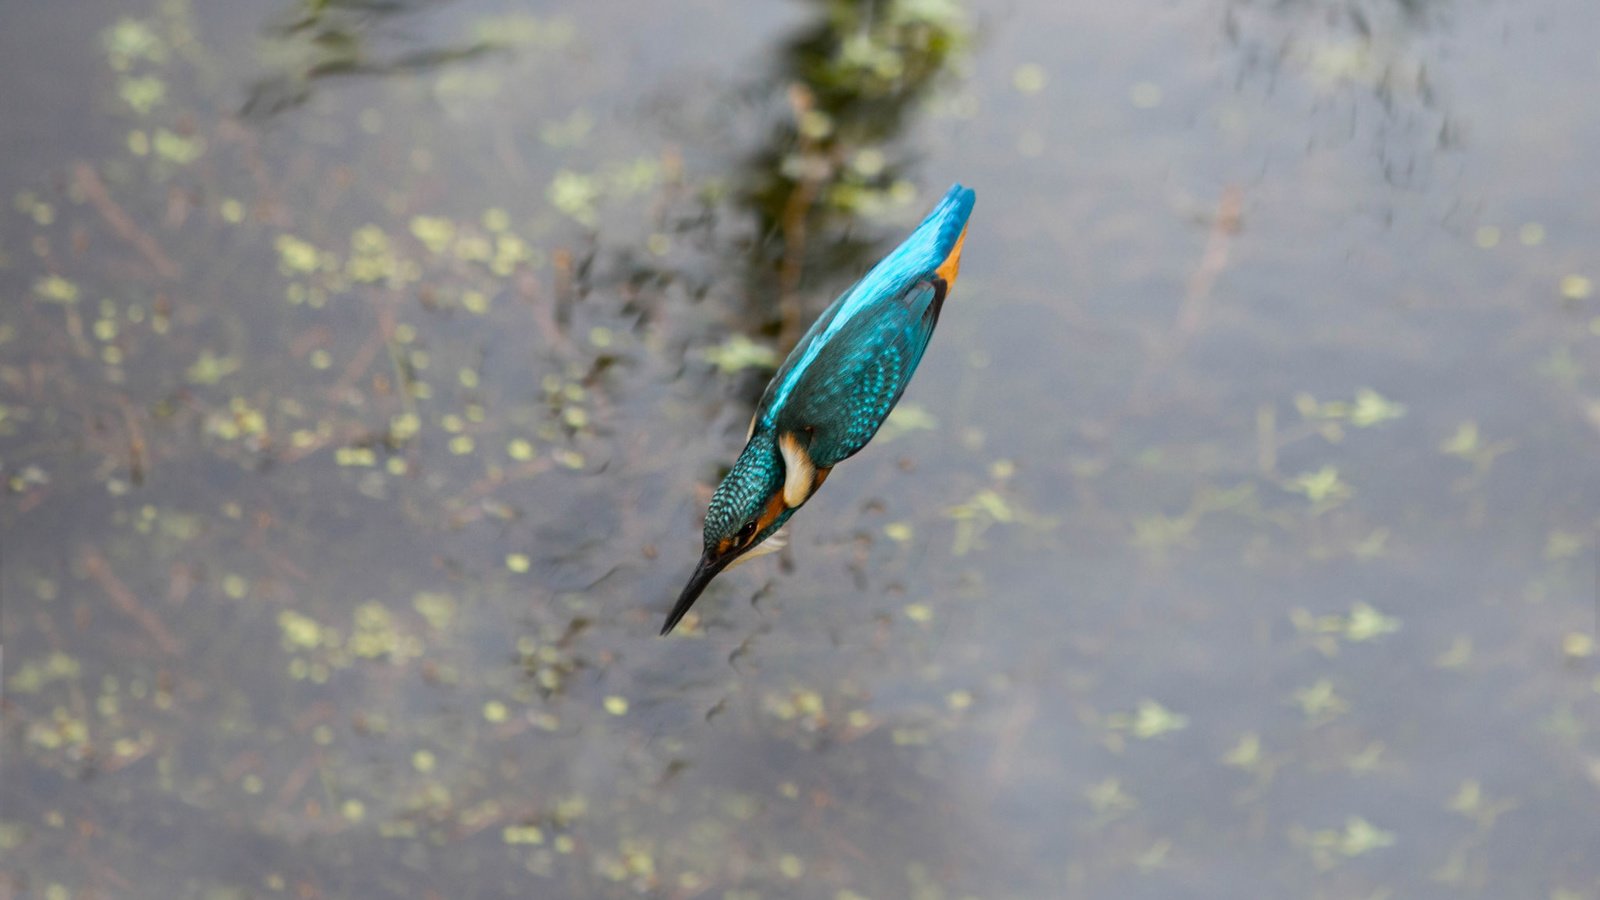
[753,492,788,538]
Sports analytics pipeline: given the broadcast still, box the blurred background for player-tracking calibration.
[2,0,1597,897]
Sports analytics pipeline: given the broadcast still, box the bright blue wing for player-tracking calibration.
[755,288,847,425]
[753,183,972,464]
[766,279,945,468]
[757,184,973,431]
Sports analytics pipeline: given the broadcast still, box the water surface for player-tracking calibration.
[3,0,1598,897]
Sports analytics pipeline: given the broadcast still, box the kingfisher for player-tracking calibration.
[661,183,975,634]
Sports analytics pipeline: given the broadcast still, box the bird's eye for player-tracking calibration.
[738,521,758,542]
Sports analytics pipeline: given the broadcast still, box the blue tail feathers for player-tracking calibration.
[859,183,975,294]
[914,183,975,274]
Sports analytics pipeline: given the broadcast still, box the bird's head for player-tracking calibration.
[662,432,823,634]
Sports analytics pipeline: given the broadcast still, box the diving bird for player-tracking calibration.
[661,183,975,635]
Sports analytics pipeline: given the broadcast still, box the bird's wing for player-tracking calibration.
[755,287,850,430]
[770,278,945,468]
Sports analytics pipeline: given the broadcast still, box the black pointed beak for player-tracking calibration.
[660,551,730,635]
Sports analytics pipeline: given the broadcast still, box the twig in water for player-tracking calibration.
[81,546,183,656]
[72,163,181,280]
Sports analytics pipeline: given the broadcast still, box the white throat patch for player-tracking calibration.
[778,431,817,508]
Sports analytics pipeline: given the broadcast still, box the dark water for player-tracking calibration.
[3,0,1598,897]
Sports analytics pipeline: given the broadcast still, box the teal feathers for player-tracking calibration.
[761,183,975,426]
[663,183,975,635]
[702,440,791,553]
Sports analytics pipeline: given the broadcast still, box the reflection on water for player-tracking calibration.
[243,0,506,116]
[1222,0,1461,185]
[2,0,1599,897]
[734,0,969,343]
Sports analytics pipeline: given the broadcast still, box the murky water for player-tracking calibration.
[3,0,1597,897]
